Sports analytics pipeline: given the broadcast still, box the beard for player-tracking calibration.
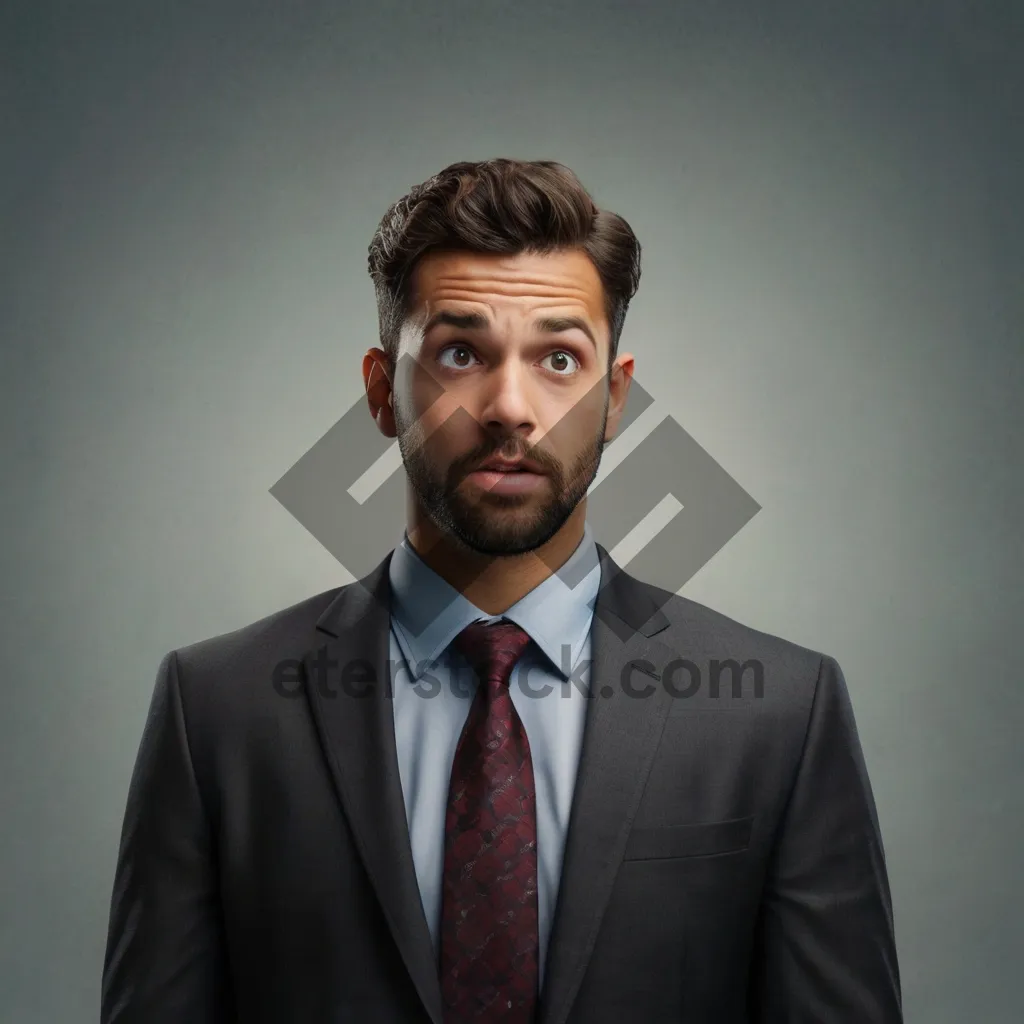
[395,394,609,558]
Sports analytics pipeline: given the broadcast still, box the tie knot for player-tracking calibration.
[453,619,532,689]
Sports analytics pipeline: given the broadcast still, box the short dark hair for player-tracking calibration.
[367,159,642,367]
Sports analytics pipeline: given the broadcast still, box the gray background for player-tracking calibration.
[3,1,1022,1020]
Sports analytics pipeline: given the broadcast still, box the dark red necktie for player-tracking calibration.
[439,619,539,1023]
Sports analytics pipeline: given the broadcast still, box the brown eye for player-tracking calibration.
[438,344,478,369]
[542,351,579,375]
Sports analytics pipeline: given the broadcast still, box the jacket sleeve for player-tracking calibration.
[101,650,233,1022]
[748,654,903,1022]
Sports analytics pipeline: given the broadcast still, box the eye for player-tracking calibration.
[437,344,480,370]
[541,350,580,376]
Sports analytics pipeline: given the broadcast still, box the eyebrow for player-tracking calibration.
[422,310,597,350]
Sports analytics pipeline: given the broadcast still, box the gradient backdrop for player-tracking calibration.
[3,1,1022,1021]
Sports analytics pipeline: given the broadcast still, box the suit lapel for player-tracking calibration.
[301,541,679,1024]
[302,553,444,1024]
[537,543,679,1024]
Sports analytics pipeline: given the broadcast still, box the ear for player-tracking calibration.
[362,348,397,438]
[604,352,635,443]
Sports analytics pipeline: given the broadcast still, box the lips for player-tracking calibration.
[474,457,546,475]
[464,463,548,495]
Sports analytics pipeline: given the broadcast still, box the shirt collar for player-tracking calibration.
[388,521,602,682]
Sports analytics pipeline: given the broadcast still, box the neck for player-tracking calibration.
[406,501,588,616]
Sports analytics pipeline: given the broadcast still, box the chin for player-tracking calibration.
[453,514,571,557]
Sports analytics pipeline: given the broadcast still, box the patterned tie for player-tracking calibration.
[439,619,539,1023]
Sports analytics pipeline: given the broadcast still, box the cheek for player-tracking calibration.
[395,350,461,428]
[403,391,479,448]
[428,392,464,429]
[540,388,607,448]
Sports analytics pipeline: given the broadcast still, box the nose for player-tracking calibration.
[475,359,537,440]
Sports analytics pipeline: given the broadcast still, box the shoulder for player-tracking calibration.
[162,585,345,722]
[175,586,342,673]
[640,580,832,718]
[631,584,853,774]
[667,589,822,667]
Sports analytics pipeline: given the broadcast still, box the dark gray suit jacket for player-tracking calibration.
[101,543,902,1023]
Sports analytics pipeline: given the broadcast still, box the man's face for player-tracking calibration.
[389,248,626,557]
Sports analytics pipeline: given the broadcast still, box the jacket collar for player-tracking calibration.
[305,539,678,1024]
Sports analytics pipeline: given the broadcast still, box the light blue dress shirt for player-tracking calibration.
[387,521,603,989]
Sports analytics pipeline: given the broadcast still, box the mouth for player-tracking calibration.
[464,460,548,495]
[473,457,547,475]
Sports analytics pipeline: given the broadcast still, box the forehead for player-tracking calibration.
[407,248,608,330]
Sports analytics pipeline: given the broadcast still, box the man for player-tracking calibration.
[101,158,902,1023]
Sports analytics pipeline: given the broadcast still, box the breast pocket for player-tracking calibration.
[621,815,753,861]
